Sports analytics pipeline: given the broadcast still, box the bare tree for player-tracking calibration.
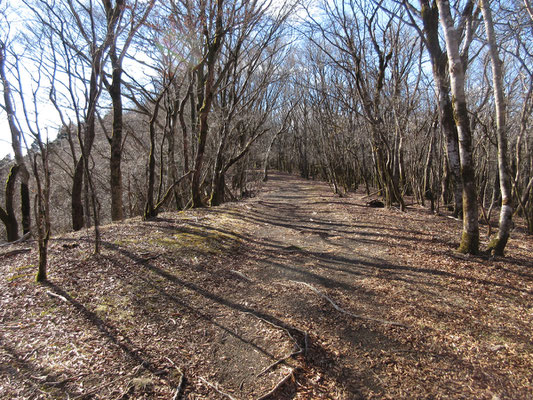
[436,0,480,254]
[0,38,31,239]
[102,0,155,222]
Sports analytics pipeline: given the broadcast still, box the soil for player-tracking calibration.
[1,172,532,399]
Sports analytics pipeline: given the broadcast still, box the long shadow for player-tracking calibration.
[151,213,529,297]
[0,332,79,399]
[96,240,388,398]
[306,249,532,295]
[43,281,156,373]
[209,206,456,249]
[100,242,305,360]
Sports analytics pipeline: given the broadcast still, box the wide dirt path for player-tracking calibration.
[1,172,531,399]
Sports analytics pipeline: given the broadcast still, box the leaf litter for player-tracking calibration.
[0,172,531,399]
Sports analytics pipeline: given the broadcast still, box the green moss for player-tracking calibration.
[149,228,239,254]
[113,238,141,246]
[95,304,110,315]
[94,296,133,322]
[39,305,58,317]
[487,234,508,256]
[7,273,33,282]
[457,230,479,254]
[16,264,34,271]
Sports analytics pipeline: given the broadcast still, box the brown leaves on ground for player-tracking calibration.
[1,172,531,399]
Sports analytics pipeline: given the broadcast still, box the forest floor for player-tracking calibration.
[1,172,532,400]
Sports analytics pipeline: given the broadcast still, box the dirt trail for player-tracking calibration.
[1,172,531,399]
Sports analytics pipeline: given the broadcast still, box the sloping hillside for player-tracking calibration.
[1,173,531,399]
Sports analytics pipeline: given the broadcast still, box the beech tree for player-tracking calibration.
[403,0,463,217]
[102,0,155,222]
[436,0,480,254]
[479,0,513,255]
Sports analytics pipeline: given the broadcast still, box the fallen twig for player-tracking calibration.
[257,348,302,378]
[0,232,32,247]
[46,290,68,303]
[165,357,185,400]
[256,368,296,400]
[199,376,237,400]
[0,248,31,257]
[230,269,253,282]
[172,372,185,400]
[446,215,461,221]
[291,281,409,328]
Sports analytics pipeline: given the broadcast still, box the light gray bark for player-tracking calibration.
[437,0,479,254]
[480,0,513,255]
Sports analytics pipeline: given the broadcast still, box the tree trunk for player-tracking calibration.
[437,0,479,254]
[109,63,124,222]
[72,51,101,230]
[481,0,513,255]
[191,0,225,208]
[419,0,463,217]
[144,110,158,220]
[71,159,85,231]
[0,165,20,241]
[0,44,30,234]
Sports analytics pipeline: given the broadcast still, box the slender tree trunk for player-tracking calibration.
[33,152,51,282]
[437,0,479,254]
[481,0,513,255]
[191,74,214,207]
[72,159,85,230]
[144,110,158,219]
[109,63,124,221]
[263,130,283,182]
[72,51,101,230]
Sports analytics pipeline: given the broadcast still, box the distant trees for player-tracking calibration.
[0,0,531,260]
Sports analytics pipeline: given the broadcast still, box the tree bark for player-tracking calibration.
[0,166,20,241]
[480,0,513,255]
[419,0,463,217]
[437,0,479,254]
[109,61,124,222]
[191,0,225,208]
[0,43,31,234]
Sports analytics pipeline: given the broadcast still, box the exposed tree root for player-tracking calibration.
[256,368,296,400]
[0,232,32,247]
[230,269,253,282]
[242,311,307,377]
[291,280,409,328]
[199,376,237,400]
[165,357,185,400]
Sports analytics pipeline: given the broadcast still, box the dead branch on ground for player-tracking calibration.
[242,312,307,377]
[199,376,237,400]
[291,281,409,328]
[0,248,31,257]
[256,368,296,400]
